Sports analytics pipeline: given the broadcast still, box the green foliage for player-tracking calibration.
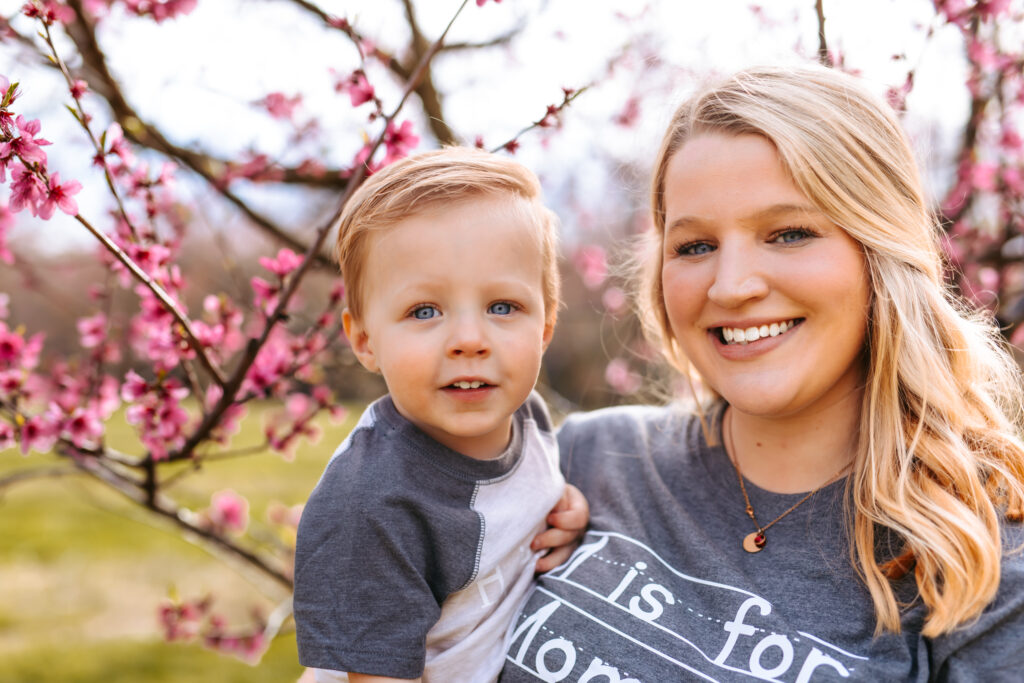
[0,401,362,680]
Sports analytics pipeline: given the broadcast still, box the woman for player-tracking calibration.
[500,65,1024,682]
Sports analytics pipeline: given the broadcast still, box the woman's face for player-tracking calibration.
[660,132,870,421]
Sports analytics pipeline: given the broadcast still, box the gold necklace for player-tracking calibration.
[724,409,850,554]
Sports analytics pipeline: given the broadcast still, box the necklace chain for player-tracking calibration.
[724,409,850,553]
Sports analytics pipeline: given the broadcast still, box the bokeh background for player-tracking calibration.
[2,0,1022,680]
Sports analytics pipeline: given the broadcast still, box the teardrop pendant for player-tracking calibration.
[742,531,766,553]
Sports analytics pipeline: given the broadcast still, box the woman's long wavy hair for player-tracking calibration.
[642,64,1024,636]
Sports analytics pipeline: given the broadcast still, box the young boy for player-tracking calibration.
[294,148,583,683]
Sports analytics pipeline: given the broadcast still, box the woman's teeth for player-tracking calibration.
[721,320,798,345]
[452,380,486,389]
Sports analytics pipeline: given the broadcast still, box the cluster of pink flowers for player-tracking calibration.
[158,595,268,662]
[122,370,191,460]
[82,0,197,23]
[0,79,83,222]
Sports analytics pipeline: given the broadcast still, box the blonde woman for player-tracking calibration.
[500,65,1024,682]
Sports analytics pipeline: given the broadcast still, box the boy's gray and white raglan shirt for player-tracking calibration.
[294,391,564,682]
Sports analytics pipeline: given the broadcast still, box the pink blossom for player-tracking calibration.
[250,276,279,315]
[0,421,14,450]
[9,163,46,216]
[971,161,999,192]
[976,0,1012,20]
[0,322,24,364]
[0,200,14,264]
[601,286,628,315]
[336,71,375,107]
[209,489,249,534]
[613,97,641,127]
[605,357,641,395]
[39,172,82,219]
[967,38,1001,70]
[476,0,502,5]
[504,139,520,154]
[1003,167,1024,196]
[19,413,58,455]
[382,119,419,164]
[23,1,72,24]
[63,406,103,446]
[259,248,304,278]
[121,370,148,401]
[10,115,51,165]
[69,79,88,99]
[77,312,107,349]
[261,92,302,121]
[574,245,608,290]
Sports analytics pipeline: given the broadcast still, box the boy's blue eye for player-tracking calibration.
[489,302,514,315]
[676,242,714,256]
[412,305,439,320]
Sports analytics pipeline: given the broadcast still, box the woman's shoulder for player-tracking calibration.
[557,400,716,451]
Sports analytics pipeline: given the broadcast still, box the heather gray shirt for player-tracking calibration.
[500,404,1024,682]
[296,392,564,682]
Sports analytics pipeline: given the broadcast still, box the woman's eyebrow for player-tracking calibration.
[666,203,824,231]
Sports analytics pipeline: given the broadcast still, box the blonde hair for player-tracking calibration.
[644,64,1024,636]
[336,147,561,326]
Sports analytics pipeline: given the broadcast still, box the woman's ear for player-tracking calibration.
[342,309,379,373]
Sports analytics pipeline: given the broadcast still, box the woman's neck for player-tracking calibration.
[725,391,861,494]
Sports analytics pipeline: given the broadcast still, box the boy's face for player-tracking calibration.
[342,196,554,460]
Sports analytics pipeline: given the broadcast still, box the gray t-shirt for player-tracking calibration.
[500,403,1024,682]
[295,392,564,682]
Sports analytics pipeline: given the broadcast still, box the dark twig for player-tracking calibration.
[815,0,832,67]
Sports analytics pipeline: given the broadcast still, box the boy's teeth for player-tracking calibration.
[453,380,484,389]
[720,320,796,345]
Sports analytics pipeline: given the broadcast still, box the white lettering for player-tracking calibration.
[475,566,506,607]
[578,657,642,683]
[556,535,608,580]
[749,634,794,678]
[795,647,851,682]
[607,562,648,602]
[713,596,772,666]
[535,637,576,682]
[509,599,561,664]
[627,583,676,622]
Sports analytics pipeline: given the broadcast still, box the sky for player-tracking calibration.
[0,0,974,251]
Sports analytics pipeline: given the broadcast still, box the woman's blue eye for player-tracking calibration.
[412,305,439,319]
[489,302,514,315]
[774,228,812,244]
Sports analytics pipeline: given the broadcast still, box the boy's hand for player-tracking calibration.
[531,484,589,573]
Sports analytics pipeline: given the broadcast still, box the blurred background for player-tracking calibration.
[1,0,1022,680]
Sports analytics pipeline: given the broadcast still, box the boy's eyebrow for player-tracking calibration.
[666,203,824,231]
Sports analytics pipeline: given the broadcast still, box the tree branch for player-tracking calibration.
[815,0,832,67]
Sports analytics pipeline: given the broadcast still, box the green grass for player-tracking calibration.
[0,401,362,681]
[2,633,304,683]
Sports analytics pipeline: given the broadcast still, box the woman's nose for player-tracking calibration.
[706,242,769,308]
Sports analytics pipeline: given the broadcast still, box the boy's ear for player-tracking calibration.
[342,309,379,373]
[541,314,556,351]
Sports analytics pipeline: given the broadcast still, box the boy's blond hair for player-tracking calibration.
[336,147,561,326]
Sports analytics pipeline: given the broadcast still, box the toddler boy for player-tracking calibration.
[294,147,581,682]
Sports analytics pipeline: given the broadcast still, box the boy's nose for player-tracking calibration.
[447,316,490,357]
